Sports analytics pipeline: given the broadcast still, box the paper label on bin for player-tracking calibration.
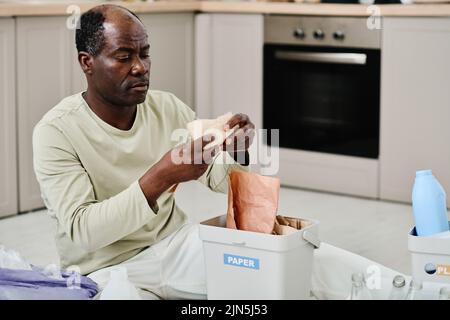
[437,264,450,276]
[224,253,259,270]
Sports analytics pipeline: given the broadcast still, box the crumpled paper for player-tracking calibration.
[168,112,238,194]
[226,170,280,234]
[186,112,238,150]
[272,215,312,235]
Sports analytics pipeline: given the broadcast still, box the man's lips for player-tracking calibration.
[129,82,149,92]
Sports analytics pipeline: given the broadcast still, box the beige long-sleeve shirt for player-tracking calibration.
[33,90,247,275]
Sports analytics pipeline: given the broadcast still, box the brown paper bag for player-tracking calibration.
[226,170,280,234]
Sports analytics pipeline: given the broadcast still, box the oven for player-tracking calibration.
[263,16,381,197]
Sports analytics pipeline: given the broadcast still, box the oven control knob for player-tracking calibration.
[313,29,325,40]
[333,30,345,41]
[293,28,305,39]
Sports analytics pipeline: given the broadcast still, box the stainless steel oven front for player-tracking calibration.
[263,15,381,198]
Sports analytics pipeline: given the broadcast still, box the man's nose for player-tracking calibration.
[131,57,149,76]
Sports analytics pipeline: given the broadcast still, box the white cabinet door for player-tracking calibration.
[0,18,18,218]
[139,13,194,107]
[195,14,263,130]
[380,18,450,207]
[195,14,263,174]
[16,17,76,212]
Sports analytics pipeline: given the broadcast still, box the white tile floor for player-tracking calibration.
[1,181,445,275]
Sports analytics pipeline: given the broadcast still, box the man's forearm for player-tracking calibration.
[138,164,171,210]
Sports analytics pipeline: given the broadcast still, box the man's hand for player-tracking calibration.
[139,135,216,207]
[222,113,255,164]
[163,134,217,184]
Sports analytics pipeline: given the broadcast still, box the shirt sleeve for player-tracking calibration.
[198,151,250,194]
[32,123,157,253]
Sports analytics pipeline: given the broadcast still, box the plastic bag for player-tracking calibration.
[0,245,98,299]
[0,245,32,271]
[0,266,98,300]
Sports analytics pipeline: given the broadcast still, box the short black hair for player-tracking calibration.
[75,5,142,56]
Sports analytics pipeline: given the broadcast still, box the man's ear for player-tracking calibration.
[78,52,94,75]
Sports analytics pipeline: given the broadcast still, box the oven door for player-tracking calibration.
[263,44,381,159]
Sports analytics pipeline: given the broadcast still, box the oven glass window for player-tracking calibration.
[263,44,380,159]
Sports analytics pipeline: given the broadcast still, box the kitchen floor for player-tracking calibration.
[0,181,426,275]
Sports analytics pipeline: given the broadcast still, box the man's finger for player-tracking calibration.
[224,113,247,131]
[191,134,215,153]
[201,134,216,148]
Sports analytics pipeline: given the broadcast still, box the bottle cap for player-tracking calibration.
[416,169,432,177]
[392,275,406,288]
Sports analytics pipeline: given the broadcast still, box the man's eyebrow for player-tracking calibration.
[114,47,134,53]
[113,45,150,53]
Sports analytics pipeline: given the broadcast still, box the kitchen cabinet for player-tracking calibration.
[16,17,83,212]
[380,18,450,207]
[139,13,194,107]
[0,18,18,218]
[195,14,263,173]
[195,14,263,129]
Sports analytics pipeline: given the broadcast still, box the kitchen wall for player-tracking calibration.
[1,3,450,218]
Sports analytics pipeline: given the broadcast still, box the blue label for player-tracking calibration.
[223,253,260,270]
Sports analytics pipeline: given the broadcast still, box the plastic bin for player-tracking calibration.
[408,221,450,285]
[199,215,320,300]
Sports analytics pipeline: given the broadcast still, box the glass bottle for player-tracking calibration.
[438,286,450,300]
[404,279,423,300]
[350,273,372,300]
[388,275,406,300]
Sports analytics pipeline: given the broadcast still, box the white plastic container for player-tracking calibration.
[199,215,320,300]
[408,222,450,285]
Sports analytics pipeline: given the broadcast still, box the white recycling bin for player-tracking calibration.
[199,214,320,300]
[408,221,450,285]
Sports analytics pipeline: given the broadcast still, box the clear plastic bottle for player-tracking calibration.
[412,170,449,236]
[350,273,372,300]
[99,266,142,300]
[388,275,406,300]
[404,279,423,300]
[438,286,450,300]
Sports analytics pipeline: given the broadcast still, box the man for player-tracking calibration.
[33,4,254,299]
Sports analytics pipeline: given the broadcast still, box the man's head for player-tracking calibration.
[76,5,150,106]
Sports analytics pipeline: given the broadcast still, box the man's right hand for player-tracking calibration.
[138,135,217,208]
[161,134,218,184]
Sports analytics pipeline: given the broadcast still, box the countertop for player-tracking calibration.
[1,0,450,17]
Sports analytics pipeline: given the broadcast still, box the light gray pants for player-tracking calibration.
[88,223,207,300]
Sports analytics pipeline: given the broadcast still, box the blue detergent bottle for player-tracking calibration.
[412,170,449,236]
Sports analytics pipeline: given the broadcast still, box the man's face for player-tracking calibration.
[90,17,150,106]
